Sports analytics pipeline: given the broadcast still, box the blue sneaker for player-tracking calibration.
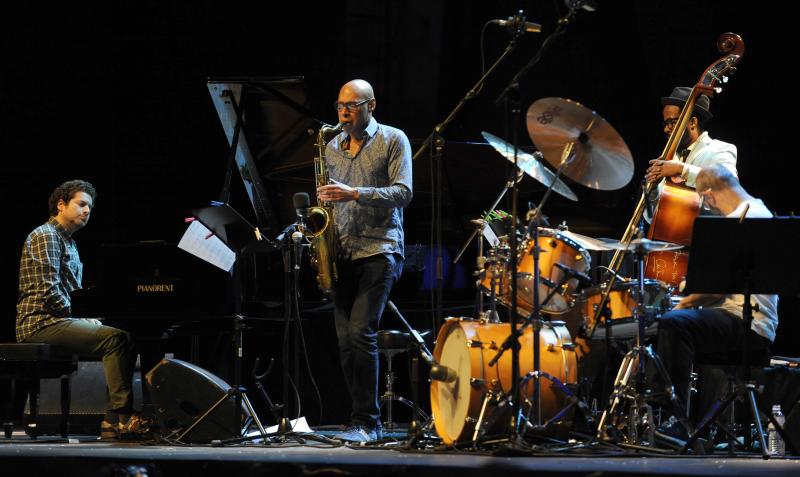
[334,425,380,443]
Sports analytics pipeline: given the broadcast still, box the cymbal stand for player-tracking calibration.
[488,5,582,443]
[487,142,576,437]
[595,245,693,448]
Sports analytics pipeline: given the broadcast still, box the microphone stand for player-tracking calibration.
[490,5,584,443]
[274,215,308,441]
[412,13,529,331]
[278,226,296,437]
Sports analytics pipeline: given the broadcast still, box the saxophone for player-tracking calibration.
[304,123,343,295]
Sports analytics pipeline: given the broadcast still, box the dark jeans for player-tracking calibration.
[333,254,402,430]
[656,307,771,406]
[25,319,136,413]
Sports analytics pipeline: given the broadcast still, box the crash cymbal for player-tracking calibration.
[526,98,634,191]
[481,131,578,201]
[604,238,684,254]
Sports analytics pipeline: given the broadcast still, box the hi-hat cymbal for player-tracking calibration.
[604,238,684,254]
[555,229,618,251]
[526,98,634,191]
[481,131,578,201]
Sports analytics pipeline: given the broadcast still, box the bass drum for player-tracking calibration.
[430,317,578,445]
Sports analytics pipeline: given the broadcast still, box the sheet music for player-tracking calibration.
[482,225,500,247]
[178,221,236,272]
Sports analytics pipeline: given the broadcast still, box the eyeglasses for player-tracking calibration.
[334,98,372,112]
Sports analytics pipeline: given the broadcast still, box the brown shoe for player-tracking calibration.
[118,414,153,440]
[101,414,153,440]
[100,419,119,440]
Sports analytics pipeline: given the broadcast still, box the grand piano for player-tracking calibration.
[71,77,322,381]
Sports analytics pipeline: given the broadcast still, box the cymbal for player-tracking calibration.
[526,98,634,191]
[554,229,618,251]
[481,131,578,201]
[604,238,684,254]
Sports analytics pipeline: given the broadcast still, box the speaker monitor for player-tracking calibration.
[145,358,247,443]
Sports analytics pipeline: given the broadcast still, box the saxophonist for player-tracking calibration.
[318,79,413,443]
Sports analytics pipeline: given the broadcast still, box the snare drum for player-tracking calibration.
[580,279,671,339]
[430,317,578,444]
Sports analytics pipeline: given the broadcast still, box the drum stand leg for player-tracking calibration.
[472,390,498,444]
[518,370,581,437]
[595,342,693,448]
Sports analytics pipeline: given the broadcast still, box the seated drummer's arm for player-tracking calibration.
[674,293,725,310]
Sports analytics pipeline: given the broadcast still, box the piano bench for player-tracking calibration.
[0,343,78,439]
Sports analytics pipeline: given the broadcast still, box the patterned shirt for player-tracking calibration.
[16,217,83,342]
[325,117,413,261]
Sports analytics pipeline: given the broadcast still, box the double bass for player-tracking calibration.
[596,33,744,321]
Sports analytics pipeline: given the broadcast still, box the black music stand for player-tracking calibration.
[680,216,799,457]
[175,202,276,443]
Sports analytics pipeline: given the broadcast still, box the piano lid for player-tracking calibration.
[207,76,326,234]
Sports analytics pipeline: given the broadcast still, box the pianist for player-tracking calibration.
[15,180,148,439]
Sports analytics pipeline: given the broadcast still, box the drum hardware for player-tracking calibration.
[383,301,438,444]
[476,4,598,446]
[518,369,583,433]
[492,138,581,435]
[453,167,523,325]
[587,239,682,341]
[472,390,501,444]
[594,239,694,448]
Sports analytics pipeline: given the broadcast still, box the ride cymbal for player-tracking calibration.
[526,98,634,191]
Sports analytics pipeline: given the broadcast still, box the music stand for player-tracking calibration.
[680,216,799,457]
[176,202,276,443]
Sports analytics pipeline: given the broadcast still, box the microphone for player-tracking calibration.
[430,364,458,383]
[321,122,344,133]
[554,262,593,287]
[489,15,541,34]
[293,192,310,230]
[291,230,305,264]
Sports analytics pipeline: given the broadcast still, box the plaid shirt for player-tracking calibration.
[16,217,83,342]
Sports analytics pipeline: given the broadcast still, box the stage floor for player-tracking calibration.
[1,430,798,477]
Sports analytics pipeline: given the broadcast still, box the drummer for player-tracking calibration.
[653,164,778,428]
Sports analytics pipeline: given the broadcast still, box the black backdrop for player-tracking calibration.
[2,1,797,425]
